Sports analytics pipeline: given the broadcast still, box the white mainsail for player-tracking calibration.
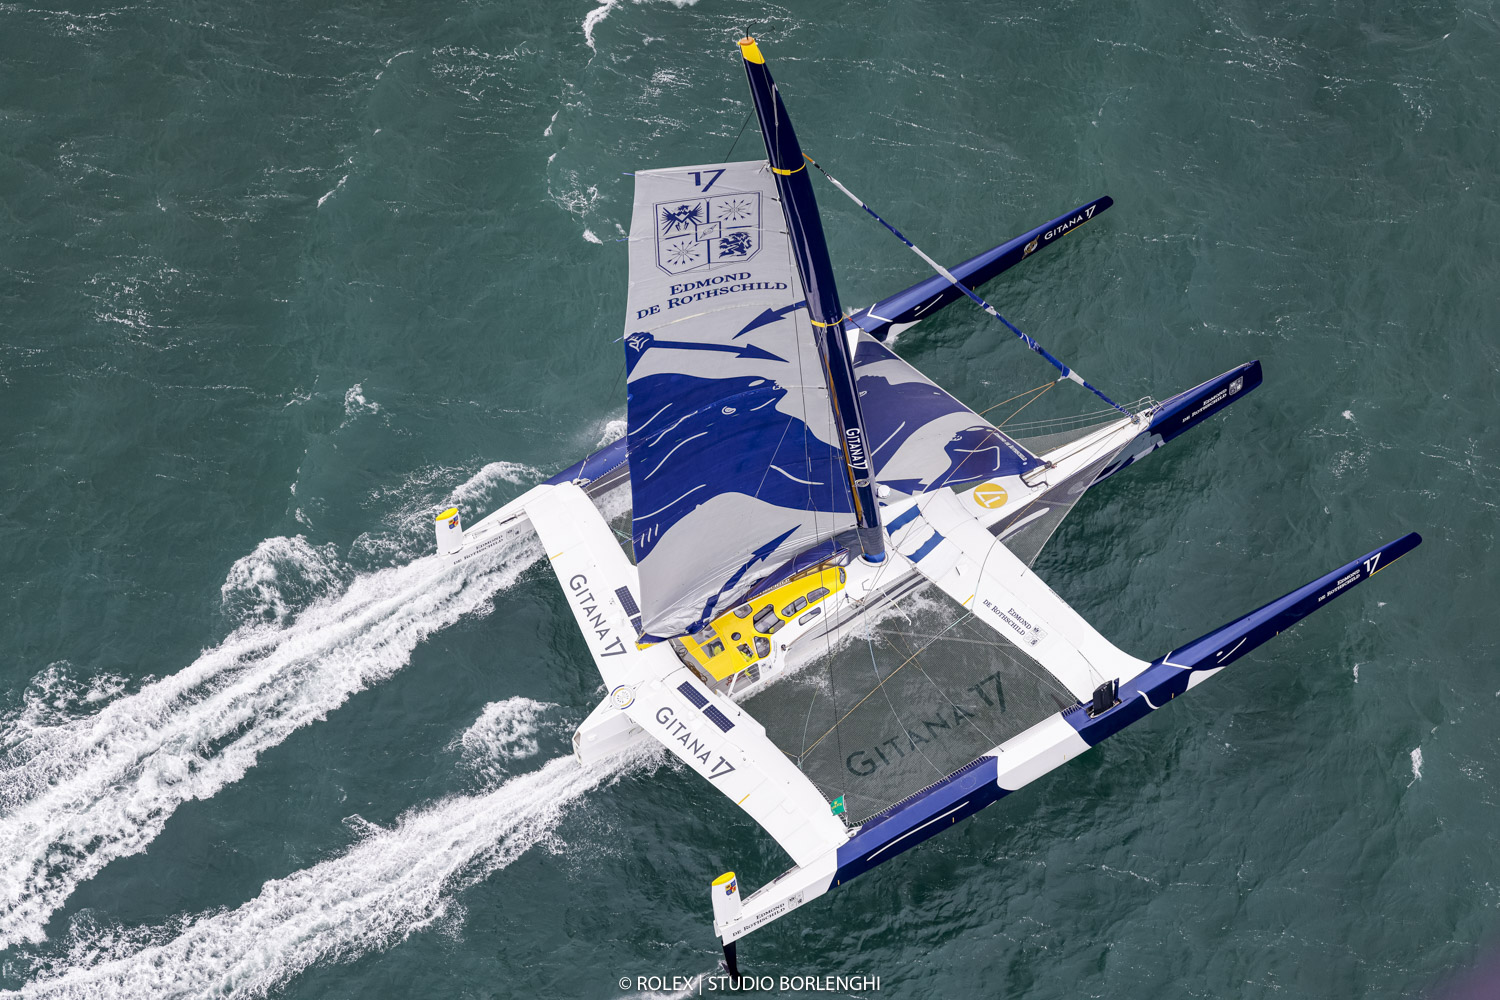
[623,160,855,641]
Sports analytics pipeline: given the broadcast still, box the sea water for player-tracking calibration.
[1,0,1496,996]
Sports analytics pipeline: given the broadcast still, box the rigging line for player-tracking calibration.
[894,619,996,729]
[721,109,754,162]
[609,357,625,398]
[875,629,1009,648]
[997,380,1057,428]
[884,622,998,757]
[864,630,947,781]
[801,604,976,757]
[759,113,850,797]
[942,378,1058,488]
[794,670,823,763]
[739,225,812,602]
[977,380,1057,418]
[778,224,849,782]
[953,614,1079,708]
[1006,405,1129,432]
[802,154,1136,422]
[750,416,799,500]
[781,222,825,547]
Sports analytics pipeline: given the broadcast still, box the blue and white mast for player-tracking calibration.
[738,37,886,562]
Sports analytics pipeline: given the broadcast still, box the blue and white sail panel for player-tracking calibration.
[625,160,856,641]
[854,335,1044,497]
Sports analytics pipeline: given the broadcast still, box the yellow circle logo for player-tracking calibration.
[972,482,1008,509]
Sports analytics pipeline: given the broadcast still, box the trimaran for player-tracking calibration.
[435,38,1419,971]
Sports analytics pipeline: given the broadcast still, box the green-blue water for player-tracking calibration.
[1,0,1496,997]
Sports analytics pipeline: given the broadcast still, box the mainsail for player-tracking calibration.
[624,160,856,641]
[621,165,1047,641]
[625,40,1047,641]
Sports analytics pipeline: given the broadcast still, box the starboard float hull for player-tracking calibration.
[719,530,1421,942]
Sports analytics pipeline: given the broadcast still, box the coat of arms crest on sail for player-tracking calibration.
[655,191,762,275]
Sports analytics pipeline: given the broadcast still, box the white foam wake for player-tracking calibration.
[14,750,646,999]
[452,697,557,784]
[0,527,543,949]
[579,0,700,52]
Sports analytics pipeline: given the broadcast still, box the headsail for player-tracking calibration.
[855,334,1043,497]
[624,160,856,641]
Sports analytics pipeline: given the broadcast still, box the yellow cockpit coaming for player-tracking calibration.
[681,565,846,681]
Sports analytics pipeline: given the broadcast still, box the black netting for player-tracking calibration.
[734,406,1145,824]
[746,590,1075,824]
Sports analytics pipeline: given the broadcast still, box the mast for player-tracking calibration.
[737,36,886,562]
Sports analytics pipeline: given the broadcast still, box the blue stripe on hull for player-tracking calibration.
[1091,360,1262,488]
[1066,532,1420,749]
[1146,360,1263,446]
[1061,660,1191,746]
[1159,532,1421,672]
[833,756,1004,884]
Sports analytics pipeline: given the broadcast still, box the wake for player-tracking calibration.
[0,489,545,949]
[13,728,646,998]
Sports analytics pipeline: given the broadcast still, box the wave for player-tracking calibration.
[350,460,543,567]
[0,477,548,949]
[452,697,559,784]
[13,746,648,999]
[218,535,352,625]
[580,0,700,53]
